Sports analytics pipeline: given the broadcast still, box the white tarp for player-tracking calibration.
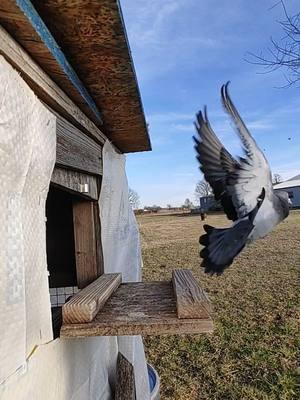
[0,56,149,399]
[0,56,55,383]
[100,142,150,400]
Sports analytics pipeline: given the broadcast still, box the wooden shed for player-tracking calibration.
[0,1,213,399]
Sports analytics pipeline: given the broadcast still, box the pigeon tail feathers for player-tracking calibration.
[199,219,254,275]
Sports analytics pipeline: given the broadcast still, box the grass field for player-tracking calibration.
[137,211,300,400]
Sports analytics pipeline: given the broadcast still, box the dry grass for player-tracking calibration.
[137,211,300,400]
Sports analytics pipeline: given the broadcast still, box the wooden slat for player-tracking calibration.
[73,200,103,288]
[172,269,212,319]
[115,353,136,400]
[51,167,99,200]
[56,114,103,175]
[62,273,122,324]
[60,281,214,338]
[0,25,106,145]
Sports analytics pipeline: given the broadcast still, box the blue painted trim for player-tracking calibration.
[16,0,102,123]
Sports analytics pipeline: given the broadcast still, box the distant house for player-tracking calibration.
[273,175,300,208]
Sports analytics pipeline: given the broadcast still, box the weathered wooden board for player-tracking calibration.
[0,1,151,153]
[172,269,212,319]
[60,281,214,338]
[51,167,99,200]
[62,273,122,324]
[73,200,104,288]
[115,353,136,400]
[0,25,106,145]
[56,114,103,175]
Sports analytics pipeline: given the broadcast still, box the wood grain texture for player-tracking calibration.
[0,1,151,153]
[60,281,214,338]
[73,200,103,289]
[172,269,212,319]
[56,114,103,175]
[0,24,106,145]
[51,167,99,200]
[115,352,136,400]
[62,273,122,324]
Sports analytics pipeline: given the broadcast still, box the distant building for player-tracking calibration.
[200,195,220,212]
[273,175,300,208]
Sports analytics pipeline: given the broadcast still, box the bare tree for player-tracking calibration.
[248,1,300,86]
[128,188,140,209]
[166,204,172,210]
[195,180,213,201]
[272,173,283,184]
[183,198,193,209]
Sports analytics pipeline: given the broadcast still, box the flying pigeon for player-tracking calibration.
[193,82,290,275]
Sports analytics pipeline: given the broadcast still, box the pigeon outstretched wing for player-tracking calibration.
[194,82,272,221]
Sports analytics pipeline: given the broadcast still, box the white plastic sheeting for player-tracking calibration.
[0,56,55,383]
[0,337,117,400]
[100,142,150,400]
[0,57,149,399]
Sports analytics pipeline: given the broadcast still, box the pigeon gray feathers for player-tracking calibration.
[193,82,290,275]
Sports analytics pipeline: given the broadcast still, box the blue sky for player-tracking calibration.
[120,0,300,207]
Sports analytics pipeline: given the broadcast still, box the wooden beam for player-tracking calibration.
[60,281,214,338]
[15,0,102,123]
[62,274,122,324]
[115,353,136,400]
[73,200,104,289]
[0,26,106,145]
[56,114,103,176]
[51,167,99,201]
[172,269,212,319]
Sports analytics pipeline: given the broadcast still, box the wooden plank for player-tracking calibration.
[51,167,99,200]
[115,353,136,400]
[0,0,151,153]
[172,269,212,319]
[62,273,122,324]
[15,0,102,123]
[73,200,103,289]
[60,281,214,338]
[0,25,106,145]
[56,114,103,175]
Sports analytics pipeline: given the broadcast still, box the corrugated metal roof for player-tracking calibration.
[274,179,300,189]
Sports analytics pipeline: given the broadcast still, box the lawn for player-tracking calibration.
[137,211,300,400]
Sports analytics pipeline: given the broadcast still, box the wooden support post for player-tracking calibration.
[73,200,104,288]
[62,273,122,324]
[115,352,136,400]
[172,269,212,319]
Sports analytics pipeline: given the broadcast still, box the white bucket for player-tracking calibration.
[147,364,160,400]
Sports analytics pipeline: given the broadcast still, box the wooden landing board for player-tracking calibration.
[62,273,121,324]
[60,281,213,338]
[172,269,212,319]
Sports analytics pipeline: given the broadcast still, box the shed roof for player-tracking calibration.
[274,179,300,190]
[0,0,151,153]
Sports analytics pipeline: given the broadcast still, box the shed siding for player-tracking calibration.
[275,186,300,208]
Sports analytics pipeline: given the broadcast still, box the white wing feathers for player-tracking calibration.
[220,83,273,218]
